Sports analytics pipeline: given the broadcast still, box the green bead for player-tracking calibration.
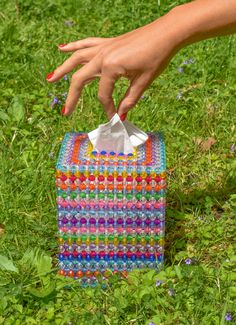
[89,193,95,199]
[137,235,142,242]
[72,234,77,241]
[108,234,114,241]
[145,235,150,241]
[117,193,123,199]
[62,234,68,240]
[154,235,160,241]
[145,193,152,201]
[81,234,87,241]
[80,192,86,198]
[99,234,105,241]
[62,192,68,199]
[108,193,114,199]
[126,193,133,200]
[70,192,77,199]
[136,193,142,201]
[118,234,123,241]
[154,194,161,200]
[98,193,105,199]
[90,234,96,241]
[127,235,132,241]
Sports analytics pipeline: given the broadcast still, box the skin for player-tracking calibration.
[46,0,236,120]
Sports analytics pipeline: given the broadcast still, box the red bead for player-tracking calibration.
[144,252,150,259]
[146,176,152,183]
[136,176,142,183]
[117,251,124,258]
[117,176,123,182]
[69,175,76,182]
[126,251,132,258]
[98,175,105,182]
[126,176,133,182]
[90,251,96,258]
[79,174,86,182]
[60,174,67,181]
[108,251,114,258]
[81,251,87,258]
[136,251,142,258]
[76,270,83,278]
[89,175,95,181]
[72,251,78,258]
[107,175,114,182]
[99,251,105,258]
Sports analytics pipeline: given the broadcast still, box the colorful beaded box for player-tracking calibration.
[56,132,166,287]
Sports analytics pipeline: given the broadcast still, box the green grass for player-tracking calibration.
[0,0,236,324]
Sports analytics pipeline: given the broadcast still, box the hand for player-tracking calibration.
[46,10,181,119]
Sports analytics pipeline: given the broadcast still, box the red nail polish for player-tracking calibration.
[59,44,67,48]
[46,71,54,80]
[61,106,66,115]
[120,113,127,121]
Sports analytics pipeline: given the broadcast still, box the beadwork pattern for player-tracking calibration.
[56,132,166,287]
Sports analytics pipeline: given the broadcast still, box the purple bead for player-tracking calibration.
[76,205,81,211]
[117,218,123,225]
[71,217,77,225]
[136,218,142,226]
[145,218,151,225]
[98,218,105,224]
[62,217,68,224]
[94,205,99,211]
[108,218,114,224]
[89,218,96,224]
[126,218,133,225]
[80,218,87,224]
[154,219,160,225]
[113,205,118,211]
[131,205,136,212]
[58,221,63,227]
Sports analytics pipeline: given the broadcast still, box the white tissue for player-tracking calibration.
[88,113,148,154]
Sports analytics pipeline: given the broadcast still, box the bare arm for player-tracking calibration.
[46,0,236,119]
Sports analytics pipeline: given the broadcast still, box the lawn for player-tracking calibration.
[0,0,235,324]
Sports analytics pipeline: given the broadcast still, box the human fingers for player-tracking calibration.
[117,73,153,116]
[62,59,100,116]
[58,37,113,52]
[46,47,98,82]
[98,72,118,119]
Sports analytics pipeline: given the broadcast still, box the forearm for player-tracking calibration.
[167,0,236,49]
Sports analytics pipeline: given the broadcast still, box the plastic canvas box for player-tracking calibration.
[56,132,166,287]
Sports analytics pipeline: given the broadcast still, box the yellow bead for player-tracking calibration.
[131,171,137,178]
[113,171,118,178]
[94,170,99,177]
[94,238,99,245]
[85,238,90,245]
[68,238,73,245]
[122,238,127,245]
[84,170,90,177]
[104,238,109,245]
[149,238,155,246]
[160,172,166,178]
[75,170,80,177]
[65,170,71,177]
[158,239,164,246]
[130,238,137,245]
[150,172,156,178]
[122,171,128,178]
[140,238,146,246]
[58,237,64,244]
[103,170,109,177]
[76,238,82,245]
[141,172,147,178]
[113,238,119,246]
[56,170,62,177]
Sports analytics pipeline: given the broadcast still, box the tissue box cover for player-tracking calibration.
[56,132,166,287]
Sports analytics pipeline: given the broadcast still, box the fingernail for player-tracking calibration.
[59,44,67,48]
[46,71,54,80]
[120,113,127,121]
[61,106,66,115]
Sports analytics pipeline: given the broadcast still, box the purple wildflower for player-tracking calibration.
[230,144,235,153]
[176,91,182,100]
[50,96,59,107]
[188,58,194,64]
[225,313,232,321]
[178,66,184,73]
[156,279,164,287]
[149,322,156,325]
[64,20,74,27]
[168,288,175,296]
[185,258,192,265]
[64,74,68,81]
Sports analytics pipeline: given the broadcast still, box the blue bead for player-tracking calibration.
[101,150,106,155]
[86,255,91,261]
[104,254,109,261]
[58,254,64,261]
[95,255,100,262]
[68,254,73,261]
[110,151,115,156]
[122,255,127,261]
[77,255,82,261]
